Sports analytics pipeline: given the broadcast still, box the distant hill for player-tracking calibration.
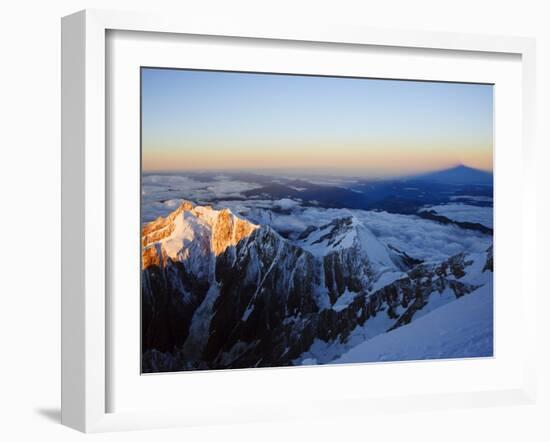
[410,165,493,185]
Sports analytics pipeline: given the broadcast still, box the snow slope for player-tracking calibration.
[333,280,493,364]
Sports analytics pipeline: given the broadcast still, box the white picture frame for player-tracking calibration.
[61,9,537,433]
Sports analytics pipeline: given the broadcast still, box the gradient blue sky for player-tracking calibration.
[141,68,493,176]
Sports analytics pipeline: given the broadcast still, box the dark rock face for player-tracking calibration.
[142,225,320,370]
[323,247,370,304]
[205,227,319,368]
[141,204,493,373]
[142,260,210,353]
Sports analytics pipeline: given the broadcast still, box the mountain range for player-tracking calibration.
[141,200,493,372]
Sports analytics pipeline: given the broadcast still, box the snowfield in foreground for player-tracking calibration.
[333,280,493,364]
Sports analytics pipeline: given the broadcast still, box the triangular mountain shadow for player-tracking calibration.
[407,164,493,185]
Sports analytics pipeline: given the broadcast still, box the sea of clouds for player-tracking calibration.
[141,174,493,263]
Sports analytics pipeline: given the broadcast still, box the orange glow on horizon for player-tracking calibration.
[142,142,493,177]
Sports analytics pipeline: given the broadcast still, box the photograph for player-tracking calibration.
[140,67,494,373]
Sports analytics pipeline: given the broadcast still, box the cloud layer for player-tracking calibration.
[141,174,493,263]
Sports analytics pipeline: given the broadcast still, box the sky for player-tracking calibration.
[141,68,493,177]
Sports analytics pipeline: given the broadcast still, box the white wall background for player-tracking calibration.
[0,1,547,440]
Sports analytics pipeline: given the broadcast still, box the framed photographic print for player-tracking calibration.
[140,67,495,373]
[61,9,537,432]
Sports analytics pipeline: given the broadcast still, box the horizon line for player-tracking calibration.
[141,163,493,178]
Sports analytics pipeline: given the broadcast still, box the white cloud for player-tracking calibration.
[273,198,301,211]
[141,174,262,222]
[352,210,492,262]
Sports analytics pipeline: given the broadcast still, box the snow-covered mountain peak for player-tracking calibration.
[298,216,360,253]
[209,206,258,256]
[298,215,395,268]
[141,201,258,269]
